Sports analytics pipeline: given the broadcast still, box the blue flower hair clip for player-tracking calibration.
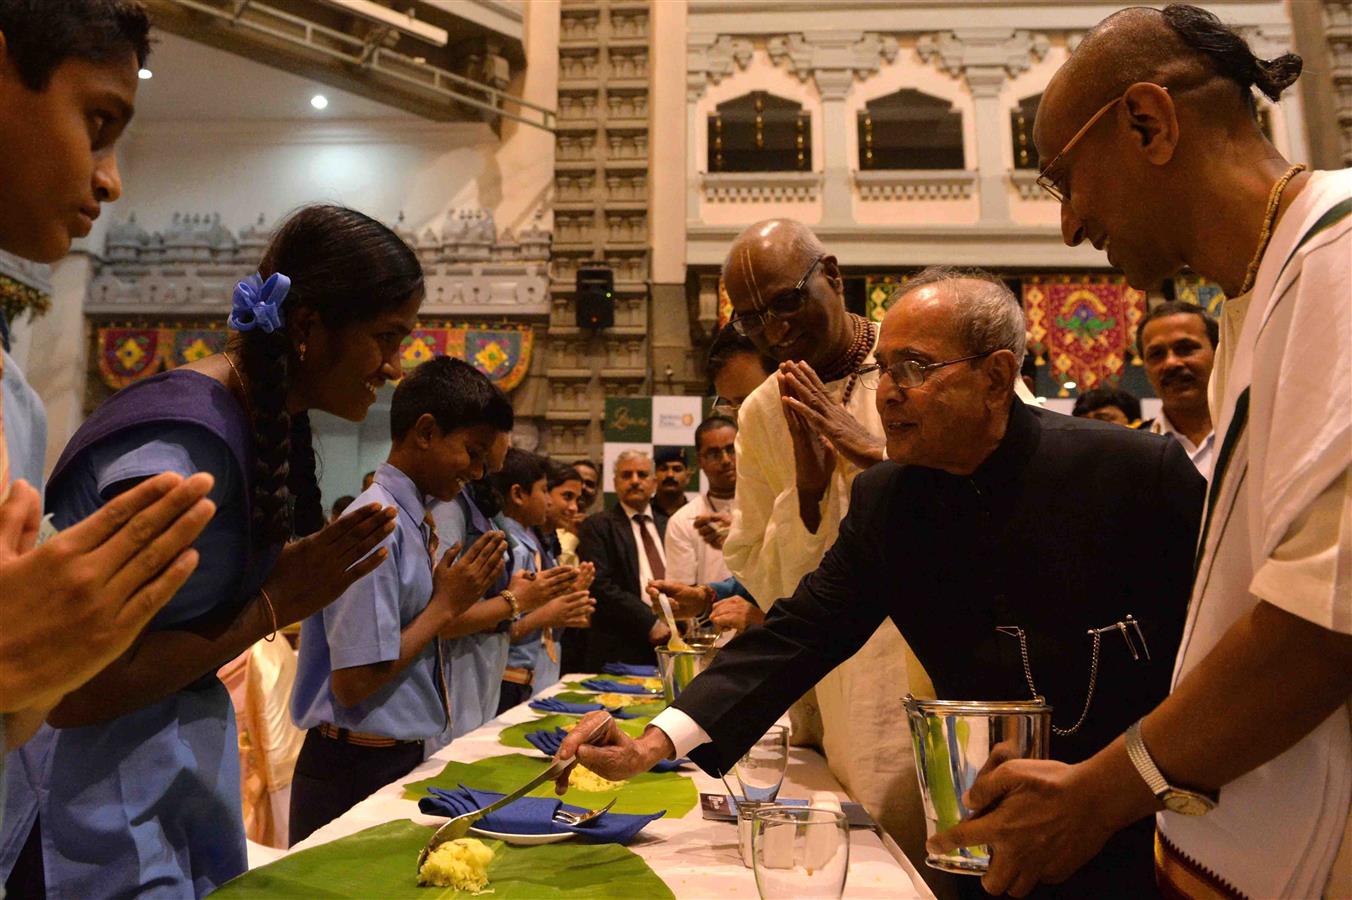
[228,272,290,333]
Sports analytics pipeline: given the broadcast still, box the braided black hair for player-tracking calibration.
[231,204,422,548]
[1162,4,1302,112]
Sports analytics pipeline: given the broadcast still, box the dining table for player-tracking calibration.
[245,674,936,899]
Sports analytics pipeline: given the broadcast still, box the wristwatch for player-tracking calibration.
[1125,720,1216,815]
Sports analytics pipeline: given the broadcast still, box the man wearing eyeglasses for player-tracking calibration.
[920,8,1352,899]
[710,218,935,860]
[557,266,1204,898]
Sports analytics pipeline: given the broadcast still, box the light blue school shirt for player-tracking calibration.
[0,349,47,891]
[291,462,450,745]
[2,349,46,488]
[502,519,562,696]
[40,423,248,899]
[430,491,515,744]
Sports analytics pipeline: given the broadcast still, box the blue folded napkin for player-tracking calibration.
[602,662,659,678]
[581,678,659,695]
[419,785,662,845]
[523,727,690,773]
[528,697,639,719]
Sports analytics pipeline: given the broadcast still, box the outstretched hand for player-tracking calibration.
[645,579,712,619]
[778,360,885,470]
[263,502,398,627]
[434,530,509,617]
[0,472,216,714]
[552,710,675,794]
[928,758,1127,898]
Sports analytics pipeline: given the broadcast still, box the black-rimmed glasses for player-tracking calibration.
[856,350,996,390]
[728,255,823,338]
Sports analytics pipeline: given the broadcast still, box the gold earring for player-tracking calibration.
[298,342,307,363]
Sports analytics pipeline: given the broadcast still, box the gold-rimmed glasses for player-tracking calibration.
[1035,86,1170,203]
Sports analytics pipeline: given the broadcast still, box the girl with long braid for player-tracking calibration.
[24,205,423,898]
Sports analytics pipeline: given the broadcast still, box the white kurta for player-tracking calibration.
[1162,168,1352,899]
[722,334,934,859]
[663,493,734,586]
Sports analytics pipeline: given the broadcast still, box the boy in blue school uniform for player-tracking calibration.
[288,357,512,844]
[496,450,595,713]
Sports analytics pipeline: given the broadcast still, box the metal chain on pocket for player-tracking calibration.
[998,625,1101,737]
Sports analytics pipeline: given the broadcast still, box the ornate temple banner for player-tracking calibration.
[399,323,533,391]
[1172,273,1226,315]
[864,274,911,323]
[97,320,535,392]
[97,326,228,389]
[716,278,734,329]
[1022,275,1147,397]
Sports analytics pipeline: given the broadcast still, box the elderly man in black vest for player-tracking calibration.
[557,267,1205,898]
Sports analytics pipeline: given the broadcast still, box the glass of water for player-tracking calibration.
[751,806,850,899]
[735,724,789,803]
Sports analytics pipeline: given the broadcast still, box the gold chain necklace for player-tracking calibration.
[222,352,254,420]
[1238,163,1306,296]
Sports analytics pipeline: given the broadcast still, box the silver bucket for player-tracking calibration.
[903,695,1051,875]
[654,645,720,705]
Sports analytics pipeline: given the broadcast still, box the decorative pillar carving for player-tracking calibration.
[768,31,899,225]
[1322,2,1352,165]
[687,34,752,222]
[918,28,1049,222]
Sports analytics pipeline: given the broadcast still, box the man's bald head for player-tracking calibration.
[1037,5,1301,156]
[718,218,851,370]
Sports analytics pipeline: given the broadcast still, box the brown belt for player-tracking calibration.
[502,666,534,686]
[1155,829,1247,900]
[316,723,421,749]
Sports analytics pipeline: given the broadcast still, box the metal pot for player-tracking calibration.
[903,695,1052,875]
[654,645,720,705]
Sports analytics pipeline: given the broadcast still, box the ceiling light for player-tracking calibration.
[1063,381,1078,390]
[138,68,153,80]
[310,94,329,110]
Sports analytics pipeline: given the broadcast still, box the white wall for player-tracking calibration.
[13,1,561,478]
[117,121,496,235]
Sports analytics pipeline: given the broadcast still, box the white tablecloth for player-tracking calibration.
[261,676,934,899]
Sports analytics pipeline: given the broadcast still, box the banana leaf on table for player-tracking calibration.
[215,820,674,899]
[404,752,698,819]
[499,714,651,750]
[554,690,665,717]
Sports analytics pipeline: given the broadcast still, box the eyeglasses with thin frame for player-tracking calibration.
[856,351,996,391]
[1036,86,1170,203]
[711,396,741,421]
[728,255,824,338]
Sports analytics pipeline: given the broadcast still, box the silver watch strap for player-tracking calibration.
[1125,720,1170,796]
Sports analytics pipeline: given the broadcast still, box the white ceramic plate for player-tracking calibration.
[467,826,576,846]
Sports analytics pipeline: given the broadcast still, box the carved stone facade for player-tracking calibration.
[547,0,655,462]
[1324,2,1352,165]
[87,210,551,318]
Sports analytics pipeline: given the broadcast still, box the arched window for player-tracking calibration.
[1011,94,1041,170]
[857,89,964,170]
[707,91,810,173]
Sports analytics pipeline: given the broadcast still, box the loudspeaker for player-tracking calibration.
[575,264,614,330]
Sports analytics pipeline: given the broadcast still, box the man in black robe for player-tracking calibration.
[556,268,1204,898]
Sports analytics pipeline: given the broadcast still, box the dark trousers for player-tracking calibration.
[288,728,425,847]
[497,680,532,716]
